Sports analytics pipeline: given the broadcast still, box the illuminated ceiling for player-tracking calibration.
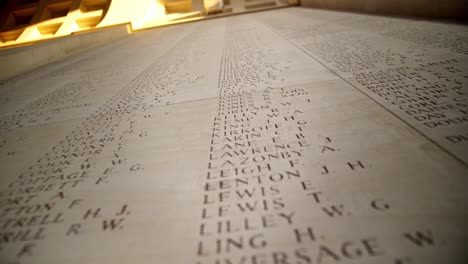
[0,0,293,48]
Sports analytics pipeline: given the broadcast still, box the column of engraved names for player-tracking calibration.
[196,24,314,262]
[0,27,201,262]
[353,61,468,145]
[197,90,315,263]
[0,68,151,262]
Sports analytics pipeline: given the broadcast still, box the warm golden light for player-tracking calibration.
[99,0,167,29]
[0,0,290,48]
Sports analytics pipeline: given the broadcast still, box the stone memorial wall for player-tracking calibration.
[0,7,467,264]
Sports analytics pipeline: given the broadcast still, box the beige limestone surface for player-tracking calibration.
[0,7,467,264]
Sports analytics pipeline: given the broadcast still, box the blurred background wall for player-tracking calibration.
[300,0,468,20]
